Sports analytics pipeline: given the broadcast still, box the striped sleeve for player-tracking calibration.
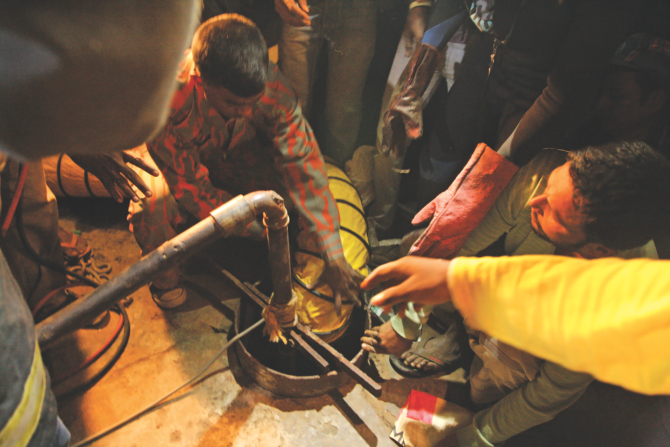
[256,65,343,261]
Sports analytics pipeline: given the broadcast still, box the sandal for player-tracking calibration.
[390,322,470,378]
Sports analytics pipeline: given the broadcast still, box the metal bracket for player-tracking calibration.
[218,269,382,397]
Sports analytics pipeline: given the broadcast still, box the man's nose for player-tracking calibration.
[528,194,547,211]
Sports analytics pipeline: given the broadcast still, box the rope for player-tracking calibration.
[68,257,112,284]
[262,292,298,344]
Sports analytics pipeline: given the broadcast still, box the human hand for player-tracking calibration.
[275,0,311,27]
[308,257,364,317]
[362,256,452,315]
[361,321,413,355]
[403,5,430,56]
[69,151,159,203]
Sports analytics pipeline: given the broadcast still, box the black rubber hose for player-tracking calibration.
[291,249,360,304]
[55,302,130,401]
[15,193,131,399]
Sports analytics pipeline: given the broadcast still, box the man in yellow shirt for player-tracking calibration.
[364,141,665,370]
[364,254,670,447]
[361,141,670,446]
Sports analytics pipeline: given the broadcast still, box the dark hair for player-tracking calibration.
[568,141,670,250]
[192,14,268,97]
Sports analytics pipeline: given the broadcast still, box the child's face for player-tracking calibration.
[198,78,263,121]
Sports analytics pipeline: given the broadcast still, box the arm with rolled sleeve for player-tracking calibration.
[255,64,344,261]
[457,361,593,447]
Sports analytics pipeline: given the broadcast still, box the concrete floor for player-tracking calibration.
[47,197,464,447]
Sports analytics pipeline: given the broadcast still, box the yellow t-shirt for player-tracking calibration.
[450,255,670,395]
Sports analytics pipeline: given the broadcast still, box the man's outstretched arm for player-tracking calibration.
[364,255,670,395]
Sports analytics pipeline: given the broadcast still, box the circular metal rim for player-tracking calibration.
[232,299,368,398]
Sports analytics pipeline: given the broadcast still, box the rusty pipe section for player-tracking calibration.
[244,191,293,310]
[37,192,291,347]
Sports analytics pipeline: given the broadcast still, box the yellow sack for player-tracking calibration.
[293,164,370,342]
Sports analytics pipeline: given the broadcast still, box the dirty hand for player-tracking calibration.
[361,321,413,355]
[403,4,430,56]
[308,257,364,317]
[69,151,160,203]
[275,0,311,27]
[362,256,452,315]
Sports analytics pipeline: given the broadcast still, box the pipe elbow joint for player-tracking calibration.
[244,191,289,230]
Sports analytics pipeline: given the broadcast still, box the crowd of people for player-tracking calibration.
[1,1,670,446]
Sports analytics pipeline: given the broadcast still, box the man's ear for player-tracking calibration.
[575,243,617,259]
[645,88,668,114]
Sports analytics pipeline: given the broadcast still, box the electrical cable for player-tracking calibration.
[51,306,125,386]
[69,318,265,447]
[19,219,129,394]
[55,303,131,401]
[1,163,29,237]
[6,166,132,399]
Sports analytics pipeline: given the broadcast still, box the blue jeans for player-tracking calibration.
[278,0,378,167]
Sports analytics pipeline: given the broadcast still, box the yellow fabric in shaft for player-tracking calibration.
[293,163,369,336]
[449,255,670,395]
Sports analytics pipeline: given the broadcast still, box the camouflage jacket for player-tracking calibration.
[147,57,343,261]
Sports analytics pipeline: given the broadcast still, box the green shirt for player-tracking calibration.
[457,361,593,447]
[391,149,657,446]
[392,148,657,337]
[391,148,565,339]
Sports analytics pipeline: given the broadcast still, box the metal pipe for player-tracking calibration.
[244,192,293,309]
[36,193,288,347]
